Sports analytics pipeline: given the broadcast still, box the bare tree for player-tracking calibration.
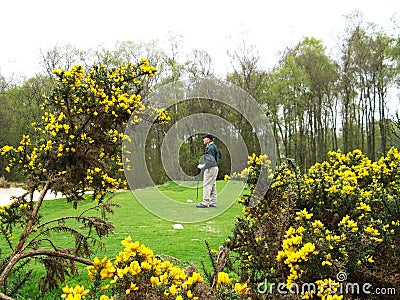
[40,44,88,76]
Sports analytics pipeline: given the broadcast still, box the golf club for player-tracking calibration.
[187,168,202,205]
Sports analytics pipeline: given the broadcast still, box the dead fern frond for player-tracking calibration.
[38,254,80,294]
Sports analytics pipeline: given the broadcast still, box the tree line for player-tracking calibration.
[1,12,400,183]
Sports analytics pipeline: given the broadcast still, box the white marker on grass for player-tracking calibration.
[173,224,184,230]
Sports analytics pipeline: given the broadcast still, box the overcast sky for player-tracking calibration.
[0,0,398,78]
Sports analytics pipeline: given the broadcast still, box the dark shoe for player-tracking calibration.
[196,204,209,208]
[209,204,217,208]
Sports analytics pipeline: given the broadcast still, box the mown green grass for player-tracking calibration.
[1,180,247,298]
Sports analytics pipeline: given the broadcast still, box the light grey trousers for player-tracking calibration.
[202,166,218,206]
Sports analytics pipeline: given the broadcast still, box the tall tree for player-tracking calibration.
[0,75,52,180]
[40,44,88,77]
[291,37,340,163]
[186,49,215,80]
[226,40,267,100]
[226,40,269,155]
[339,13,396,158]
[264,38,339,169]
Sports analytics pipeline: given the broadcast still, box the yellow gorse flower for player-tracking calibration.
[60,285,89,299]
[357,201,371,212]
[295,208,313,221]
[216,272,233,289]
[234,282,251,295]
[228,154,272,181]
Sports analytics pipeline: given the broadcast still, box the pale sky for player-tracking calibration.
[0,0,398,78]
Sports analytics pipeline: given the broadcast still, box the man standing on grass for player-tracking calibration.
[196,134,220,208]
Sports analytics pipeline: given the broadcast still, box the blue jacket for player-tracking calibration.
[202,142,219,169]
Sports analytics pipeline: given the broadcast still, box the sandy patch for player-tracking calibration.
[0,187,64,206]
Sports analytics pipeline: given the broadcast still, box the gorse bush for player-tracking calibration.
[1,59,159,205]
[226,149,400,299]
[61,237,251,300]
[0,59,167,297]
